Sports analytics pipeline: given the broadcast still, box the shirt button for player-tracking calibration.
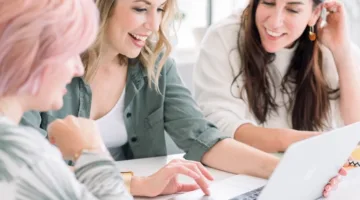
[126,112,132,118]
[131,136,138,143]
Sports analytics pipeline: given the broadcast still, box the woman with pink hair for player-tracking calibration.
[0,0,133,199]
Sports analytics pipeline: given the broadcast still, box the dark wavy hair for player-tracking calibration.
[235,0,339,131]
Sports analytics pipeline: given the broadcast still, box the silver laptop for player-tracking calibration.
[171,122,360,200]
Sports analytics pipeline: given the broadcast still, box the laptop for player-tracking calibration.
[171,122,360,200]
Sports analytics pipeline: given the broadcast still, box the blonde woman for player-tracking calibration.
[21,0,341,197]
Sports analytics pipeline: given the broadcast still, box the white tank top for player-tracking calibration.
[96,89,128,148]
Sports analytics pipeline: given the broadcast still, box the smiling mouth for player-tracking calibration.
[265,28,286,38]
[129,33,148,42]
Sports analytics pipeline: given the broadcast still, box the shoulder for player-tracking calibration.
[0,117,61,181]
[161,57,176,74]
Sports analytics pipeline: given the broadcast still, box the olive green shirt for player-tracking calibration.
[21,58,227,162]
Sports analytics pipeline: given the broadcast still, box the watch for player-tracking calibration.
[120,171,134,193]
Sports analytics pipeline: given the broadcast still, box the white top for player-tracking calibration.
[96,89,128,148]
[193,9,359,138]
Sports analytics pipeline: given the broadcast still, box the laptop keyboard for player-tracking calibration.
[229,186,264,200]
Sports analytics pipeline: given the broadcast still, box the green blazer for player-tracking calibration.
[21,58,227,161]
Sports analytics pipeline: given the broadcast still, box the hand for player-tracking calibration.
[130,159,214,197]
[317,0,350,52]
[322,156,360,198]
[47,115,106,160]
[322,167,347,198]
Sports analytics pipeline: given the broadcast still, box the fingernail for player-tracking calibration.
[326,185,331,191]
[206,188,211,196]
[323,191,328,198]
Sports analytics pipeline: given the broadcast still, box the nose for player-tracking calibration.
[267,9,284,29]
[144,10,162,32]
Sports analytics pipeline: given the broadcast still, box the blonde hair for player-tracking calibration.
[82,0,177,89]
[0,0,99,96]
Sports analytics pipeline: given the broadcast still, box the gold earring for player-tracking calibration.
[309,26,316,41]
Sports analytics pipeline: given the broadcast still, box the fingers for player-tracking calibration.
[323,0,344,13]
[64,115,80,128]
[48,116,76,134]
[183,160,214,181]
[169,165,210,195]
[339,168,347,176]
[178,184,200,192]
[166,159,212,196]
[49,136,56,145]
[170,159,214,181]
[47,119,67,137]
[329,175,340,186]
[323,175,341,197]
[323,189,330,198]
[316,16,326,30]
[173,165,201,180]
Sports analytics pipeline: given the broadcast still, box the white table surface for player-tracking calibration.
[116,154,360,200]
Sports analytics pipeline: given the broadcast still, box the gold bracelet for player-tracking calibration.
[120,171,134,193]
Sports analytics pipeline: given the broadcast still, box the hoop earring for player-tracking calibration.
[309,26,316,41]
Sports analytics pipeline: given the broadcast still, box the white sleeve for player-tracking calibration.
[193,24,257,138]
[320,42,360,128]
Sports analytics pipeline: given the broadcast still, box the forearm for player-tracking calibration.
[234,124,317,153]
[333,47,360,124]
[201,138,279,179]
[74,152,133,199]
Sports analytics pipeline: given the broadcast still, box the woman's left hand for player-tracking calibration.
[317,0,350,52]
[322,156,360,198]
[322,167,347,198]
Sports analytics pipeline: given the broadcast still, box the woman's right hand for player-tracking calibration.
[130,159,214,197]
[47,115,106,160]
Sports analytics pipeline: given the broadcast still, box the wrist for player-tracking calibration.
[330,43,352,61]
[278,129,295,151]
[130,176,148,196]
[73,145,108,162]
[282,130,319,150]
[279,130,305,151]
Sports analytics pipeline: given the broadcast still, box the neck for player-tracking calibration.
[0,97,25,124]
[99,44,124,67]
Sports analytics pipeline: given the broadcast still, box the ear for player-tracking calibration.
[308,4,323,27]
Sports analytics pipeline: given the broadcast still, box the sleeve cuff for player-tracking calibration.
[74,151,114,170]
[184,126,229,162]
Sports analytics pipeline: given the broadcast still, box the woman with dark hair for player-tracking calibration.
[194,0,359,196]
[195,0,360,154]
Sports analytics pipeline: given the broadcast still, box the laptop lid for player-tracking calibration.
[258,122,360,200]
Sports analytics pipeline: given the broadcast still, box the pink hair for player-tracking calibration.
[0,0,99,96]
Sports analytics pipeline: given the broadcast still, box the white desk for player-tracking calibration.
[116,154,360,200]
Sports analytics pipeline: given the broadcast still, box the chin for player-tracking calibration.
[260,40,284,53]
[262,45,280,53]
[123,49,142,59]
[50,100,64,111]
[126,53,141,59]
